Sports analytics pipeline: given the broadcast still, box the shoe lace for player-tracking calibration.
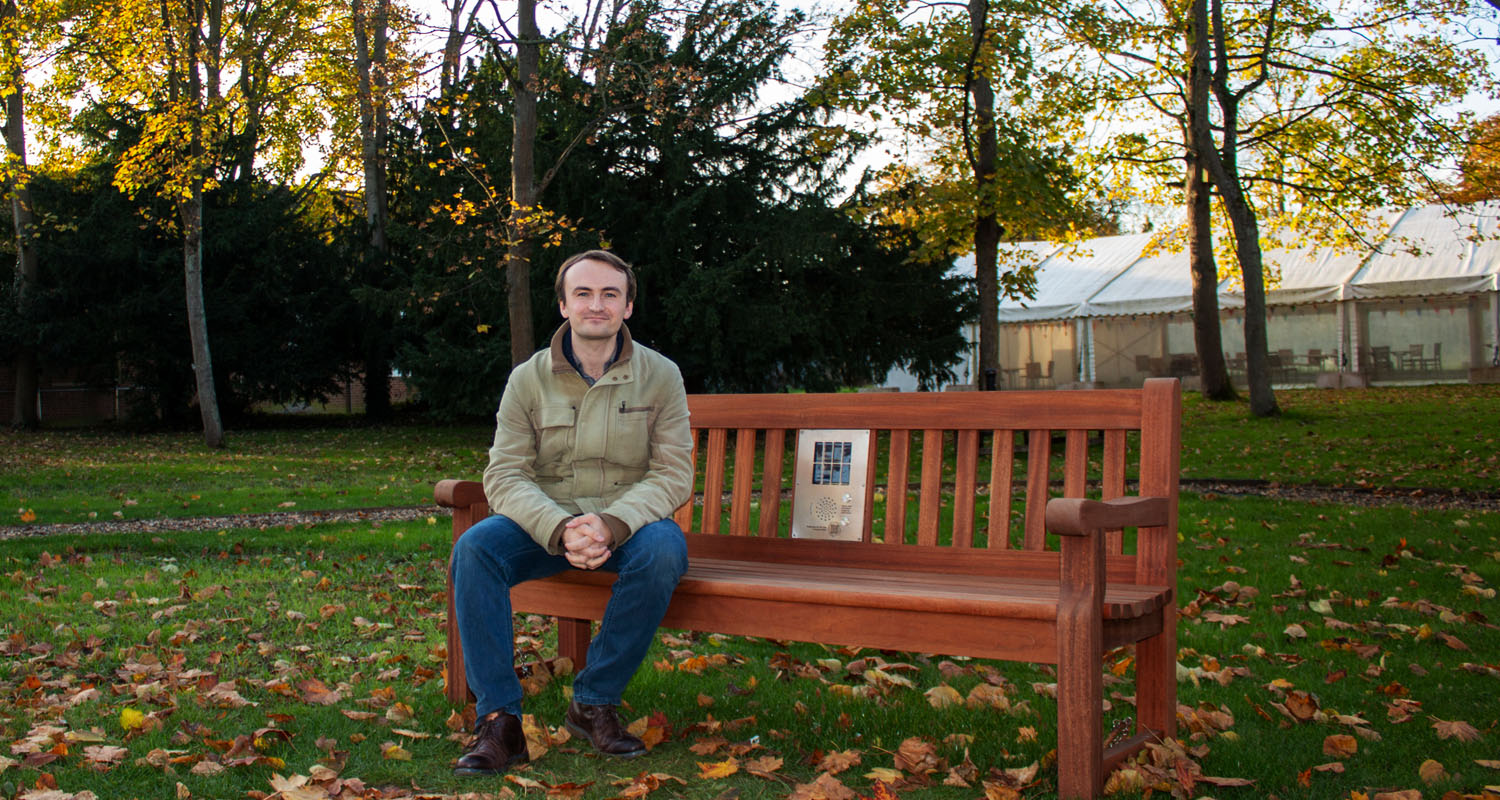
[470,713,505,747]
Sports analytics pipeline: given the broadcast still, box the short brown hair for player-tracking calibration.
[554,250,637,303]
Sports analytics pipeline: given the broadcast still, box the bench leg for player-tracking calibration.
[1133,604,1178,740]
[446,580,470,704]
[557,617,592,670]
[1057,532,1105,800]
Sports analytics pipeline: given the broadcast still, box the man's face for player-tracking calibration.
[559,258,633,342]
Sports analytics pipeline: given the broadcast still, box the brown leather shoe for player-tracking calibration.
[565,700,647,757]
[454,711,528,775]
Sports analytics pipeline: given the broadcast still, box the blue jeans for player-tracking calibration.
[449,514,688,719]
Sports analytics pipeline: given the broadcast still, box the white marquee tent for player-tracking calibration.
[885,202,1500,390]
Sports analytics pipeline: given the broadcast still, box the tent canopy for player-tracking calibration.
[960,201,1500,322]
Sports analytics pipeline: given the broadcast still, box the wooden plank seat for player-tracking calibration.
[436,379,1182,799]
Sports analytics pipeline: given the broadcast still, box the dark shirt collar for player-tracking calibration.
[561,328,624,386]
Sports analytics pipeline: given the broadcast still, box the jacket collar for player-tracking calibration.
[550,321,635,376]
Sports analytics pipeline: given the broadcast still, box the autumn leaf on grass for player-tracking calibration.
[698,757,739,779]
[627,711,671,750]
[522,714,559,759]
[191,760,226,776]
[385,702,415,724]
[297,678,342,705]
[981,780,1023,800]
[817,749,861,775]
[1431,717,1482,742]
[925,684,962,708]
[1433,630,1469,650]
[269,772,328,800]
[83,745,128,769]
[612,771,667,799]
[867,780,901,800]
[120,708,147,732]
[893,737,941,775]
[1419,759,1449,784]
[788,772,856,800]
[381,741,412,761]
[966,683,1010,710]
[1201,611,1249,627]
[690,736,727,755]
[744,755,784,779]
[1278,689,1320,723]
[865,767,904,783]
[1323,734,1358,758]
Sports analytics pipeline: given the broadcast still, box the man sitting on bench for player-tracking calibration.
[450,250,694,775]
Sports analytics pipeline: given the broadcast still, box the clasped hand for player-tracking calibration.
[562,513,612,570]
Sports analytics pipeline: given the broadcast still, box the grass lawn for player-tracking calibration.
[1,384,1498,799]
[0,501,1496,800]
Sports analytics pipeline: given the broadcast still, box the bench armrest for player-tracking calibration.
[435,479,486,509]
[1045,496,1169,536]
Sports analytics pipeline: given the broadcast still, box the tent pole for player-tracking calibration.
[1491,287,1499,366]
[1085,318,1097,384]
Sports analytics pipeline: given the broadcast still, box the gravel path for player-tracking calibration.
[0,506,441,541]
[3,480,1497,541]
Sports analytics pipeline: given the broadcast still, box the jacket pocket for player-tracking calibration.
[533,404,576,467]
[610,401,653,468]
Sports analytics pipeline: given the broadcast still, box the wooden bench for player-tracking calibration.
[436,379,1181,799]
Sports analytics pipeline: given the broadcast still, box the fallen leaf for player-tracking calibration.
[297,679,342,705]
[1197,775,1257,787]
[1419,759,1448,784]
[1435,631,1469,650]
[817,750,861,775]
[894,737,940,774]
[788,772,855,800]
[966,683,1010,710]
[380,742,411,761]
[1284,690,1320,722]
[1431,717,1482,742]
[925,685,962,708]
[83,745,128,767]
[1323,734,1358,758]
[698,758,739,779]
[745,755,784,778]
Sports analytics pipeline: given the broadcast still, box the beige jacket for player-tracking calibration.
[483,322,693,553]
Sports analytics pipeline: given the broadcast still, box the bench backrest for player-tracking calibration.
[674,379,1180,585]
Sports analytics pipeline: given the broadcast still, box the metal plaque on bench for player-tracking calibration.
[791,429,870,541]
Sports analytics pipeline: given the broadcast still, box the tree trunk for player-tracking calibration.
[1184,0,1234,401]
[3,34,40,428]
[183,0,225,446]
[354,0,392,417]
[507,0,539,366]
[1197,0,1278,417]
[1224,191,1277,415]
[968,0,1001,390]
[440,0,469,93]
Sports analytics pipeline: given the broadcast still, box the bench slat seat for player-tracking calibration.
[515,553,1170,623]
[438,379,1182,799]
